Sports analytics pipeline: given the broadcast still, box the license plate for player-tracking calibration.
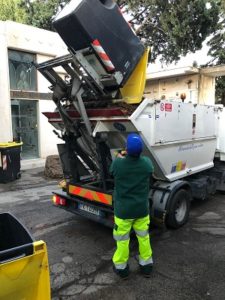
[78,203,102,216]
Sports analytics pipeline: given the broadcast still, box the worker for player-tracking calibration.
[110,133,154,279]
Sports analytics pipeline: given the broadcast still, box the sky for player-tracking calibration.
[148,41,212,73]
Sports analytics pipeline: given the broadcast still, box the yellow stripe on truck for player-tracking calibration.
[68,185,112,206]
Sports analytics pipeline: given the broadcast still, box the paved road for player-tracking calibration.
[0,168,225,300]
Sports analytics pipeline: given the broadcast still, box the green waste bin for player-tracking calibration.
[0,142,23,183]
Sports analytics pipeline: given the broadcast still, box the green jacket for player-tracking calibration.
[110,155,154,219]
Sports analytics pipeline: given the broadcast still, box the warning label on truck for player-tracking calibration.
[165,103,172,112]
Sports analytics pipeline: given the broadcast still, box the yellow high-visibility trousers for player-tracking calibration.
[113,215,153,270]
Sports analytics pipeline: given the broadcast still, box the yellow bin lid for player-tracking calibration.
[0,142,23,148]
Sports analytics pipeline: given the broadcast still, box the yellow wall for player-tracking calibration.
[145,74,215,105]
[198,75,215,105]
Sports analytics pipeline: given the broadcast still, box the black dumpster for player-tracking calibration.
[53,0,144,86]
[0,142,22,183]
[0,212,34,263]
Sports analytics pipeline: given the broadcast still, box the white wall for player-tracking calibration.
[0,21,67,157]
[38,100,61,158]
[0,22,12,142]
[5,21,67,56]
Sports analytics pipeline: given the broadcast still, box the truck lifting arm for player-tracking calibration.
[35,0,148,189]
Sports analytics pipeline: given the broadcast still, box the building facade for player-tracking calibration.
[145,65,225,105]
[0,21,68,161]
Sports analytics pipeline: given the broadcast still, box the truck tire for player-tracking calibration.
[166,189,191,229]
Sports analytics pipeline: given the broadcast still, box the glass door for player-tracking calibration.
[11,99,39,159]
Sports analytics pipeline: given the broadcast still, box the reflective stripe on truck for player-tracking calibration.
[68,185,112,206]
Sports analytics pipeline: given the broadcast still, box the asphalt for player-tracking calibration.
[0,168,225,300]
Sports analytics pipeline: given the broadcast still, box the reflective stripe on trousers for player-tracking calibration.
[139,256,153,266]
[113,232,130,241]
[134,229,149,237]
[113,215,153,270]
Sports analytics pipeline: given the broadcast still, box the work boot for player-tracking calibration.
[113,265,129,279]
[139,264,153,278]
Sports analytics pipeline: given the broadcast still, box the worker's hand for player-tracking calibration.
[120,150,127,156]
[114,150,127,158]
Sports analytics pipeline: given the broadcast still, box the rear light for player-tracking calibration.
[52,195,67,206]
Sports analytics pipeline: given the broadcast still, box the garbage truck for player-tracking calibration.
[35,0,225,229]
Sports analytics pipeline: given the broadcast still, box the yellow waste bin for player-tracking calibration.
[0,213,51,300]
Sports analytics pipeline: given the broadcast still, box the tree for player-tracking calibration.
[206,1,225,104]
[207,27,225,104]
[0,0,27,23]
[0,0,222,65]
[117,0,220,63]
[18,0,70,30]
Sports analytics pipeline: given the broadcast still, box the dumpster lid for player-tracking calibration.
[0,142,23,148]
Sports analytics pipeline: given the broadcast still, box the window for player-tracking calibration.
[9,50,39,159]
[8,50,37,91]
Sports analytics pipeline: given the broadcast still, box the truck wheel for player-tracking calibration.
[166,189,191,229]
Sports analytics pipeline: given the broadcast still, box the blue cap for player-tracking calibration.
[126,133,143,156]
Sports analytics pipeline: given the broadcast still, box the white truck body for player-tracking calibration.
[93,99,223,182]
[217,108,225,161]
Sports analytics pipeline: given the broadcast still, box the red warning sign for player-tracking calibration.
[165,103,172,112]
